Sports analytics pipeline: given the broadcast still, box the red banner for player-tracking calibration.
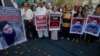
[49,14,61,30]
[35,15,47,31]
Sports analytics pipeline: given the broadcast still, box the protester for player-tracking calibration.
[71,6,84,42]
[93,4,100,16]
[74,6,84,18]
[83,5,90,18]
[35,1,49,38]
[21,2,34,39]
[0,0,100,48]
[94,4,100,42]
[61,6,72,40]
[84,4,100,45]
[82,5,91,41]
[49,6,61,40]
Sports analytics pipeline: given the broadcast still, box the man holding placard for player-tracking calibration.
[35,1,48,38]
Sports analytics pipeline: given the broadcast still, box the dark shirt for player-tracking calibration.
[71,24,82,33]
[86,23,99,34]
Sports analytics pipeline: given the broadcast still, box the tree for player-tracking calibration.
[55,0,64,5]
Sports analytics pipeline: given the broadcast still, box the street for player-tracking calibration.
[0,37,100,56]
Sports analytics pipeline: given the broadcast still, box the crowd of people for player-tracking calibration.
[0,0,100,46]
[20,0,100,46]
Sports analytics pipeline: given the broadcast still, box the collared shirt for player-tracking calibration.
[21,8,33,20]
[35,6,48,15]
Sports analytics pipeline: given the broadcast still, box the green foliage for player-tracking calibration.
[55,0,64,5]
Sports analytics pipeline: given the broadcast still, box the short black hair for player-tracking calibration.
[84,5,89,10]
[84,5,89,8]
[22,2,25,6]
[96,4,100,8]
[76,20,82,24]
[94,4,100,14]
[31,5,35,9]
[52,6,58,11]
[21,2,30,7]
[25,0,29,2]
[92,18,99,23]
[43,2,46,5]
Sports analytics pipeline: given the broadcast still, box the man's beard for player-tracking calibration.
[2,30,16,46]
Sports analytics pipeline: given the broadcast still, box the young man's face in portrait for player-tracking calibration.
[75,21,81,26]
[3,24,13,34]
[91,20,98,26]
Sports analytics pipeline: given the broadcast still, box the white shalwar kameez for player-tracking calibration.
[35,6,49,38]
[50,11,61,40]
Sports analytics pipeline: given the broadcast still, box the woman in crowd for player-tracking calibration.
[61,6,72,40]
[81,5,90,41]
[50,6,61,40]
[93,4,100,16]
[82,5,93,41]
[74,6,84,18]
[83,5,90,18]
[84,4,100,45]
[71,6,85,42]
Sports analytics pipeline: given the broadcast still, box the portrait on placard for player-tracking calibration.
[84,15,100,37]
[70,17,85,34]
